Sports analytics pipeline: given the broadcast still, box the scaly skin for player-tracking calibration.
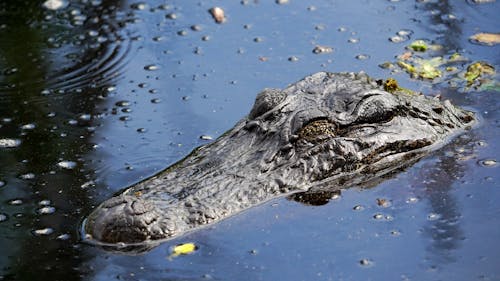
[84,72,475,252]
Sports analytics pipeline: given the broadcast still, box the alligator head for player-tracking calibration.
[84,72,475,251]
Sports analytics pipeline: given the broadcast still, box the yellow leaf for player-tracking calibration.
[168,242,198,260]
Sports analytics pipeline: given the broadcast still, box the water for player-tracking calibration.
[0,0,499,280]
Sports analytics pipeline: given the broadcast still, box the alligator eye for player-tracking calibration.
[297,119,336,143]
[249,88,286,119]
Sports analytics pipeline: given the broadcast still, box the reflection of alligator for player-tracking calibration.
[84,72,475,249]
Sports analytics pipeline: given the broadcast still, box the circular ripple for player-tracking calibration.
[0,3,138,104]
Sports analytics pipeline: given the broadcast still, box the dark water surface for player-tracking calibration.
[1,0,499,280]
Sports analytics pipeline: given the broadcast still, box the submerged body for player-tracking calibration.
[84,72,474,251]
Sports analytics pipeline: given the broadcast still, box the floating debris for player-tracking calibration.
[359,258,374,267]
[168,242,198,260]
[57,160,77,170]
[165,13,177,20]
[209,7,226,24]
[144,64,160,71]
[33,228,54,236]
[376,198,391,208]
[19,173,35,180]
[397,57,442,80]
[409,40,428,52]
[38,206,56,215]
[9,199,23,205]
[56,234,71,240]
[478,159,497,167]
[464,61,495,85]
[42,0,68,10]
[0,138,21,148]
[427,212,441,221]
[469,33,500,45]
[312,45,333,54]
[389,35,406,43]
[353,205,364,211]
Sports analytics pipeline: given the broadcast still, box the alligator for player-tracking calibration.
[84,72,475,251]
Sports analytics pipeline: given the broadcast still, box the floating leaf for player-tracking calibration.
[409,40,428,52]
[469,33,500,46]
[464,61,495,85]
[419,58,442,79]
[168,242,198,260]
[398,57,442,80]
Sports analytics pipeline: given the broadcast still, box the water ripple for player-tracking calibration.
[0,2,138,103]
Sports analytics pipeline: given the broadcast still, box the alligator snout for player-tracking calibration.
[85,195,166,243]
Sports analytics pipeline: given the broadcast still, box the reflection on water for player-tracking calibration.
[414,136,475,265]
[0,0,132,279]
[0,0,499,280]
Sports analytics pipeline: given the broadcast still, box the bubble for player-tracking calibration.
[355,54,370,60]
[359,258,374,267]
[78,114,92,123]
[427,212,441,221]
[115,100,131,107]
[390,230,401,236]
[312,45,333,54]
[478,159,497,167]
[0,138,21,148]
[39,200,51,206]
[21,123,36,130]
[389,35,406,43]
[38,206,56,215]
[80,181,95,189]
[144,64,160,71]
[288,56,299,62]
[57,160,77,169]
[131,2,148,10]
[0,213,8,222]
[373,213,393,221]
[33,228,54,236]
[353,205,364,211]
[199,135,213,141]
[191,25,202,31]
[166,13,177,20]
[9,199,23,206]
[19,173,35,180]
[0,180,5,188]
[150,98,161,104]
[43,0,68,10]
[56,233,71,240]
[397,29,413,37]
[406,197,419,203]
